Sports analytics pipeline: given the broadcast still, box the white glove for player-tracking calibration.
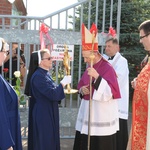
[60,75,71,87]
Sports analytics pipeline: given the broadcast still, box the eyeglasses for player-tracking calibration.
[140,33,150,39]
[42,57,52,61]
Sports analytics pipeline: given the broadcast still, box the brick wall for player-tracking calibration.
[14,0,27,15]
[0,0,12,26]
[0,0,27,28]
[0,0,12,15]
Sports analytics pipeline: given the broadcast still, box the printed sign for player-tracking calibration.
[51,44,74,61]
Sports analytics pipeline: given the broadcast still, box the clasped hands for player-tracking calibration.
[80,67,99,95]
[80,85,90,95]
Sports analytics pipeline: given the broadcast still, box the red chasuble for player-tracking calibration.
[131,62,150,150]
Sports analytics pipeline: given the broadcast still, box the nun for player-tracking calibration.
[0,37,22,150]
[25,49,71,150]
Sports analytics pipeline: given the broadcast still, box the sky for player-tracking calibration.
[23,0,78,16]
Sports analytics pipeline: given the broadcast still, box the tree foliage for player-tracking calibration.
[70,0,150,100]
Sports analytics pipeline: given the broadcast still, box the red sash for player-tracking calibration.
[131,63,150,150]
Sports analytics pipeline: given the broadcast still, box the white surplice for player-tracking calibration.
[75,78,119,136]
[108,52,129,120]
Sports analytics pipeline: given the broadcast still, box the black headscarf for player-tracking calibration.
[24,51,39,150]
[24,51,39,96]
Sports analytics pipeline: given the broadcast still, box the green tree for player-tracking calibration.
[70,0,150,100]
[118,0,150,100]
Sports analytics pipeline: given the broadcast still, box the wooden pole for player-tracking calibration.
[87,31,96,150]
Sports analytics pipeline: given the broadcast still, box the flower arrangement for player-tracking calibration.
[14,71,26,105]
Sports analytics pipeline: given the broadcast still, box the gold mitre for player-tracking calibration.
[81,23,98,51]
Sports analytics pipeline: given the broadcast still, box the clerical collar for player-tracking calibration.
[108,55,115,60]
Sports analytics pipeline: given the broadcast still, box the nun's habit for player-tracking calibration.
[0,38,22,150]
[25,51,65,150]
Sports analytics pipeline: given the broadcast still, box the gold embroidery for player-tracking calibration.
[131,64,150,150]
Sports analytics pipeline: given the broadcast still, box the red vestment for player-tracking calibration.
[131,62,150,150]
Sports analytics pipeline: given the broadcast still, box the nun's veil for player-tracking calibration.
[24,51,39,150]
[24,51,39,96]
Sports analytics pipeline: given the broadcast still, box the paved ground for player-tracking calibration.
[22,139,74,150]
[20,106,132,150]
